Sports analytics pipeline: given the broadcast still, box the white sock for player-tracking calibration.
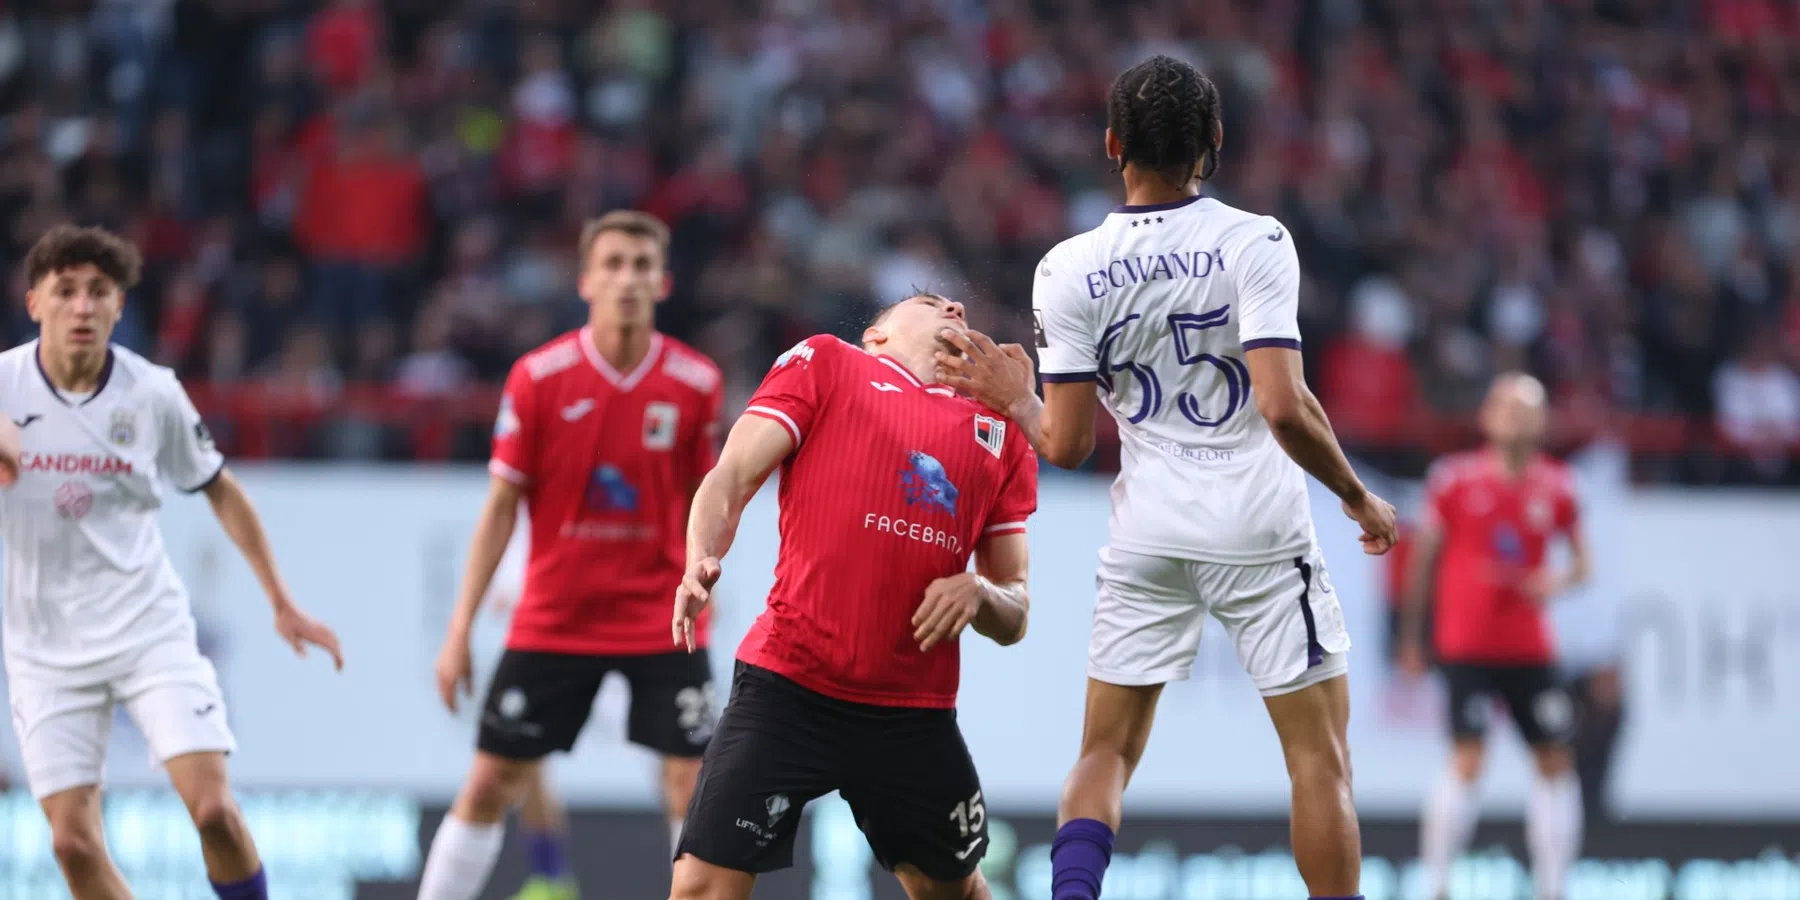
[669,816,685,860]
[417,814,506,900]
[1527,772,1583,900]
[1421,769,1481,900]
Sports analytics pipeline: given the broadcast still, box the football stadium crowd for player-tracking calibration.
[0,0,1795,481]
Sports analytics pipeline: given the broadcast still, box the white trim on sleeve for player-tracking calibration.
[745,406,803,446]
[488,459,530,485]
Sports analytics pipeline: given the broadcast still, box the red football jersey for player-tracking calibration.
[490,329,723,656]
[736,335,1039,708]
[1422,449,1579,664]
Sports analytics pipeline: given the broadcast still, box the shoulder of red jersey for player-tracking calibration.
[1529,453,1577,493]
[511,330,586,384]
[770,334,854,371]
[656,335,723,395]
[1424,451,1482,494]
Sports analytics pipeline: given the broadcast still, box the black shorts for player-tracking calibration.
[1443,662,1575,746]
[477,648,717,760]
[675,662,988,882]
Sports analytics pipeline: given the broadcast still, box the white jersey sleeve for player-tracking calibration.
[1032,244,1101,380]
[1229,217,1303,350]
[155,373,224,492]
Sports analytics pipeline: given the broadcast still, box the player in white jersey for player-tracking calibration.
[0,225,342,900]
[938,56,1396,900]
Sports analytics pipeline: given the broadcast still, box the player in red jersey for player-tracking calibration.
[417,211,725,900]
[1400,373,1591,900]
[666,292,1039,900]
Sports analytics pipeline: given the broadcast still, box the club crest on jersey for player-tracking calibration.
[644,402,680,451]
[973,415,1005,459]
[108,409,137,447]
[900,450,959,517]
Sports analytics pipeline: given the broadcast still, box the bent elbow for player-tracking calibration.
[994,619,1027,647]
[1256,395,1307,436]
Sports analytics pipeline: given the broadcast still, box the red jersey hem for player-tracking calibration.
[507,634,708,657]
[738,653,955,709]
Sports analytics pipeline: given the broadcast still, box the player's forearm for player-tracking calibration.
[203,471,295,612]
[1401,538,1442,643]
[450,497,518,637]
[1263,389,1366,504]
[686,467,751,564]
[970,577,1029,646]
[1007,393,1092,469]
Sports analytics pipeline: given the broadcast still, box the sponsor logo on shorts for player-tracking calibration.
[734,793,790,844]
[193,703,217,717]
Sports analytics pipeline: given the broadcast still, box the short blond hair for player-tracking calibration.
[578,210,670,269]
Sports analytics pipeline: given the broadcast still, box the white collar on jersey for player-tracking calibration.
[875,355,956,397]
[35,342,115,406]
[579,328,663,391]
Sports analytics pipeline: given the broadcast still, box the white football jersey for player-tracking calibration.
[0,342,223,676]
[1035,195,1315,564]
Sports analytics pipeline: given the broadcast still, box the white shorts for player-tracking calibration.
[7,638,236,799]
[1088,545,1352,696]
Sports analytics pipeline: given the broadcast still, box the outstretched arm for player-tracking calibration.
[203,469,343,669]
[673,413,795,650]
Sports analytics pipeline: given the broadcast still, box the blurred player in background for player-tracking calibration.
[0,225,343,900]
[418,211,725,900]
[941,55,1394,900]
[668,292,1039,900]
[483,521,582,900]
[1400,373,1591,900]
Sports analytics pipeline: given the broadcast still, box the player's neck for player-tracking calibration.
[1121,166,1202,208]
[876,343,938,387]
[1493,446,1533,478]
[587,324,654,373]
[38,342,108,393]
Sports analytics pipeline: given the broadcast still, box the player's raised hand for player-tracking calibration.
[913,572,984,652]
[1341,490,1398,555]
[935,329,1037,417]
[274,603,344,671]
[673,556,722,653]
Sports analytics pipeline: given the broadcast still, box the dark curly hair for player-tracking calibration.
[25,224,143,290]
[1107,55,1223,185]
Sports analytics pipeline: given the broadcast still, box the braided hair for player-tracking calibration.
[1107,55,1223,185]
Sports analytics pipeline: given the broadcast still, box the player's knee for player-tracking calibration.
[50,824,108,874]
[187,792,246,842]
[1285,738,1353,793]
[459,754,536,821]
[1451,741,1487,782]
[894,864,990,900]
[668,854,738,900]
[1531,743,1573,778]
[662,756,702,811]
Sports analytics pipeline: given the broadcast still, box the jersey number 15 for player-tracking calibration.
[1097,306,1250,428]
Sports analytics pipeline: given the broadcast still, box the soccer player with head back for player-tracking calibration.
[417,211,726,900]
[0,224,344,900]
[940,56,1396,900]
[1400,373,1590,900]
[667,292,1039,900]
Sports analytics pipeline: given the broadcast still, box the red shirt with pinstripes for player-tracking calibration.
[739,335,1039,708]
[489,328,723,656]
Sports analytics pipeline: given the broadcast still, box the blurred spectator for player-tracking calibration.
[1713,331,1800,482]
[0,0,1784,481]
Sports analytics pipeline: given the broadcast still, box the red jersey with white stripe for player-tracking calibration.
[738,335,1039,708]
[490,329,723,656]
[1423,449,1579,664]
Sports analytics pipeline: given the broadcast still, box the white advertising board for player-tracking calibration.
[0,457,1795,818]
